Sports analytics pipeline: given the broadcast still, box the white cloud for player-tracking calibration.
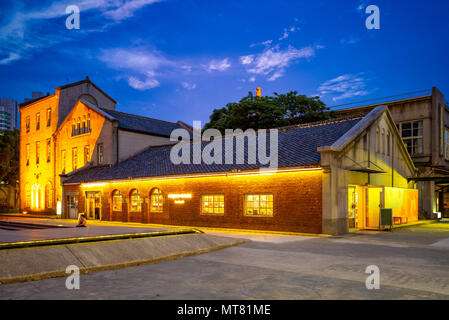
[128,76,160,90]
[241,45,318,81]
[181,82,197,90]
[240,55,255,65]
[205,58,231,72]
[318,73,371,101]
[0,0,162,65]
[248,76,256,83]
[340,36,360,45]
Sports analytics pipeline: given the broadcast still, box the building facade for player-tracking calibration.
[0,99,17,131]
[62,106,418,235]
[19,78,190,214]
[335,87,447,218]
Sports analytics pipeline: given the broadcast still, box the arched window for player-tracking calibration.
[387,131,391,156]
[376,127,380,153]
[72,119,76,136]
[77,117,81,134]
[112,190,122,212]
[129,189,141,212]
[381,128,385,154]
[150,188,164,212]
[87,113,91,131]
[82,115,86,133]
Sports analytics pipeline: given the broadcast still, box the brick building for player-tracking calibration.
[19,77,190,214]
[62,106,418,235]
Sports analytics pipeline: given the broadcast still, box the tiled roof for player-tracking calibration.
[64,116,363,184]
[100,108,187,137]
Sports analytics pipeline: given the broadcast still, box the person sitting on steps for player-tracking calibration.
[76,214,87,227]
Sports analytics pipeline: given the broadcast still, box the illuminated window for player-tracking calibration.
[397,121,423,155]
[77,117,81,134]
[201,195,224,214]
[36,113,40,130]
[72,147,77,170]
[150,188,164,212]
[112,190,122,211]
[84,145,90,164]
[61,150,66,173]
[87,114,91,131]
[25,116,30,133]
[130,189,141,212]
[82,116,86,133]
[46,139,51,162]
[245,194,273,217]
[46,108,51,127]
[97,143,104,164]
[36,141,40,164]
[445,127,449,160]
[72,119,76,136]
[26,144,30,166]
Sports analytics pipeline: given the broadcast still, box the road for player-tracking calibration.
[1,223,449,299]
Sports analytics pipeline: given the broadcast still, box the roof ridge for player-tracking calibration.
[277,115,364,132]
[101,107,179,125]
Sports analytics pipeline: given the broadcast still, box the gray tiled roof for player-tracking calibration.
[64,117,363,184]
[101,108,187,137]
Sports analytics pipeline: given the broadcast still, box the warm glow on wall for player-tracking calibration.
[174,200,185,204]
[82,182,108,188]
[168,194,192,199]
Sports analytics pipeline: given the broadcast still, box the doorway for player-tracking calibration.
[67,195,78,219]
[86,191,101,220]
[348,185,383,231]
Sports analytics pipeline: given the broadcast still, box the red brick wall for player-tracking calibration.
[63,170,323,233]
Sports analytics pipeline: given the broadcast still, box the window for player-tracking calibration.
[46,108,51,127]
[387,131,391,156]
[72,147,77,170]
[397,121,424,155]
[245,194,273,217]
[36,141,40,164]
[61,150,66,173]
[25,116,30,133]
[150,188,164,212]
[72,119,76,136]
[84,145,90,164]
[26,144,30,166]
[97,143,104,164]
[87,114,91,131]
[112,190,122,211]
[381,128,385,154]
[445,127,449,160]
[82,116,86,133]
[45,183,52,209]
[36,113,40,130]
[77,117,81,134]
[201,195,224,214]
[46,139,51,162]
[376,127,380,153]
[130,189,141,212]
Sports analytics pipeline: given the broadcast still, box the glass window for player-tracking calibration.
[61,150,66,173]
[36,113,40,130]
[72,147,77,170]
[26,144,30,166]
[97,143,104,164]
[46,139,51,162]
[397,121,424,155]
[202,195,224,214]
[26,116,30,133]
[112,190,122,212]
[47,108,51,127]
[36,141,40,164]
[130,189,141,212]
[150,188,164,212]
[84,145,90,164]
[245,194,273,217]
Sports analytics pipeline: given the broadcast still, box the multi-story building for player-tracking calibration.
[19,77,190,214]
[0,99,17,131]
[335,87,448,218]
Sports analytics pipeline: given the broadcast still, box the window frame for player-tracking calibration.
[396,120,424,156]
[72,147,77,170]
[112,190,123,212]
[150,188,164,213]
[36,113,40,130]
[129,189,142,212]
[201,194,225,215]
[244,193,274,217]
[46,108,51,127]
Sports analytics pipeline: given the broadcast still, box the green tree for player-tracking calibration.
[0,129,20,207]
[204,91,333,133]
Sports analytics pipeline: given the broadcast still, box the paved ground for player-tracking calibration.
[0,217,171,243]
[1,223,449,299]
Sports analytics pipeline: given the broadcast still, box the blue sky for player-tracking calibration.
[1,0,448,125]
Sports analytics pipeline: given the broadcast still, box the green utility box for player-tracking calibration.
[380,208,393,231]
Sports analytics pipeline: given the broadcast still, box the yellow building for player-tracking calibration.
[19,77,190,214]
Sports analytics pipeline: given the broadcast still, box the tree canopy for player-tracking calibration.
[0,129,19,185]
[203,91,334,133]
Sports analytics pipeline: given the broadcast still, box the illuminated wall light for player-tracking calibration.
[168,194,192,199]
[174,200,185,204]
[56,201,62,216]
